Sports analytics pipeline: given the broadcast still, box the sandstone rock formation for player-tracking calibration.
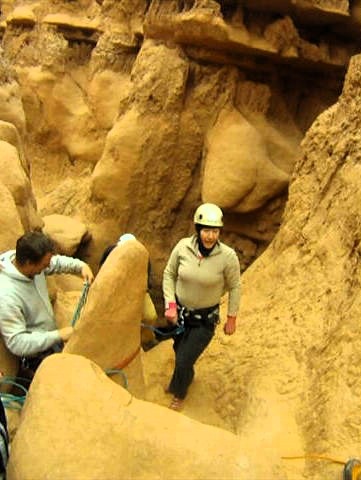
[64,238,149,398]
[42,214,90,256]
[7,354,251,480]
[0,0,351,278]
[144,51,361,480]
[0,1,361,479]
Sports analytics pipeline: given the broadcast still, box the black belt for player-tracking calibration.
[176,298,219,328]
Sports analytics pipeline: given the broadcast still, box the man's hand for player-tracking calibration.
[58,326,74,342]
[165,302,178,325]
[224,315,236,335]
[81,264,94,284]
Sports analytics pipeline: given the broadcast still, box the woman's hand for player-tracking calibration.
[165,302,178,325]
[224,315,236,335]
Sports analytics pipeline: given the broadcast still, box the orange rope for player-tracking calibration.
[281,454,345,465]
[112,345,141,370]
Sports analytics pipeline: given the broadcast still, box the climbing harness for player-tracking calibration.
[178,303,219,328]
[141,319,185,340]
[141,302,219,340]
[71,281,90,326]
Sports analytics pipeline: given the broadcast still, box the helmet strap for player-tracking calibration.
[195,224,217,257]
[197,239,215,257]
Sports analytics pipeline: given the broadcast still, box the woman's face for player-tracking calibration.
[199,228,220,249]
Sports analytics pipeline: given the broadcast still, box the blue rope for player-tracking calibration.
[141,322,185,337]
[105,369,128,389]
[0,376,30,409]
[71,281,90,327]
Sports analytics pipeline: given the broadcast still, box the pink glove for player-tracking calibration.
[224,315,236,335]
[165,301,178,324]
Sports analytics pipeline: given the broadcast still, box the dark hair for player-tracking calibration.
[15,232,55,266]
[194,223,221,234]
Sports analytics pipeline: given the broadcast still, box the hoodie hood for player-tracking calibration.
[0,250,31,282]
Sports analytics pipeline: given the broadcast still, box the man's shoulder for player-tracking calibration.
[0,277,19,303]
[0,272,15,288]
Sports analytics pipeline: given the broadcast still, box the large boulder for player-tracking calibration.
[202,108,290,212]
[0,140,42,231]
[42,214,89,256]
[0,182,23,252]
[64,238,149,398]
[0,81,26,136]
[7,353,251,480]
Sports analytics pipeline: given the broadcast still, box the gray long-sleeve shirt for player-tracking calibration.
[163,235,241,316]
[0,250,86,357]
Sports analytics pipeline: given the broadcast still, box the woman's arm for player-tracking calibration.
[224,249,241,335]
[162,242,182,323]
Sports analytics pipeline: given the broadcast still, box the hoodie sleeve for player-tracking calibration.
[45,254,86,276]
[0,294,61,357]
[224,248,241,317]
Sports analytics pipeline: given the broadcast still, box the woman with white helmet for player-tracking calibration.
[163,203,241,410]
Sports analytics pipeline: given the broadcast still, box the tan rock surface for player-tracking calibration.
[7,353,251,480]
[0,182,23,252]
[0,0,348,271]
[6,6,36,26]
[0,140,41,231]
[42,214,89,256]
[1,1,361,478]
[64,239,149,397]
[53,289,85,329]
[202,107,290,212]
[0,81,26,136]
[0,121,28,173]
[143,51,361,480]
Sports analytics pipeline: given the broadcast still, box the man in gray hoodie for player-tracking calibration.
[0,231,94,371]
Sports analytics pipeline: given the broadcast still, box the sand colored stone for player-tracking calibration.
[42,214,89,256]
[0,140,41,231]
[7,353,251,480]
[202,108,290,212]
[64,239,149,397]
[0,1,361,478]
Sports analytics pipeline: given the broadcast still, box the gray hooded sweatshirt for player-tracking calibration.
[0,250,86,357]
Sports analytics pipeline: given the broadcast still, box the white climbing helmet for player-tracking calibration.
[193,203,223,227]
[118,233,136,244]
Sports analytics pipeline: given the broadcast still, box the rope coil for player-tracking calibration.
[0,376,30,409]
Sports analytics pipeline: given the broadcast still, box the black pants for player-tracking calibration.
[0,399,8,477]
[168,323,215,399]
[20,342,63,379]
